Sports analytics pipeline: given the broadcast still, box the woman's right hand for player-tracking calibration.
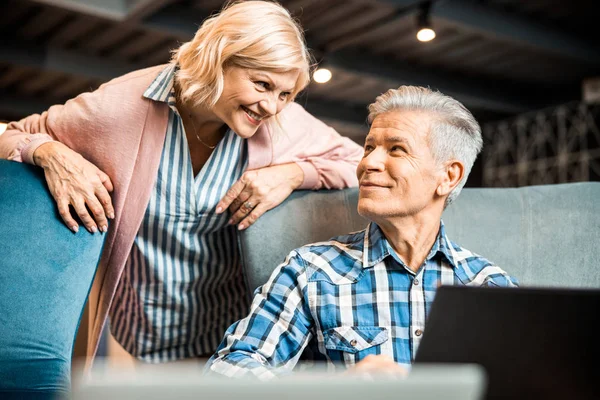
[33,141,114,233]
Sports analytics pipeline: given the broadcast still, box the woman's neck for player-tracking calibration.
[175,93,226,146]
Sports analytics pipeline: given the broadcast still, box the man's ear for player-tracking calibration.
[436,160,464,197]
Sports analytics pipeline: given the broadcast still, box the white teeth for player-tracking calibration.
[243,107,262,121]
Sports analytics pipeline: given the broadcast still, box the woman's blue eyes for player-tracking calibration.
[255,81,291,100]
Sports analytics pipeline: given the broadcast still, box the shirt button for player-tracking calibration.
[350,339,358,346]
[415,329,423,337]
[413,279,420,286]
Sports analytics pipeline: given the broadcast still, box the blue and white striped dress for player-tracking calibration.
[109,65,250,362]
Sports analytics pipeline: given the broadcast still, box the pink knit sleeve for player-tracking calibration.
[0,114,56,164]
[271,102,364,190]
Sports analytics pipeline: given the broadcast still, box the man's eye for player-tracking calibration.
[279,92,291,100]
[364,145,374,152]
[391,146,405,152]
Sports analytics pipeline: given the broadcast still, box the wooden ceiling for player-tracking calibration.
[0,0,597,141]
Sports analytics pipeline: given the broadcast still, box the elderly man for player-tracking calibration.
[206,86,518,379]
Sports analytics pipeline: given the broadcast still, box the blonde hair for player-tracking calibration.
[172,0,311,110]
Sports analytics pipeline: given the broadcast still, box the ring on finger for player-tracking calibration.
[243,201,254,212]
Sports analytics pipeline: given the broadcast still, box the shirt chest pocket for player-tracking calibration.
[323,326,388,354]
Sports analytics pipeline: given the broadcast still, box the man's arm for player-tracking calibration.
[206,251,314,380]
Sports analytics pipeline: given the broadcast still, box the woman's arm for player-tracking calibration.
[0,113,55,164]
[217,102,364,230]
[271,101,364,190]
[0,104,114,233]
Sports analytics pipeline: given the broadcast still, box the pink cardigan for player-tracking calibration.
[0,64,363,367]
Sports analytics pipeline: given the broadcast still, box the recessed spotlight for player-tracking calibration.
[313,68,332,84]
[416,2,436,42]
[417,27,436,42]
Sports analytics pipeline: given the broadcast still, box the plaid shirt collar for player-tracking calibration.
[143,63,178,109]
[363,221,458,271]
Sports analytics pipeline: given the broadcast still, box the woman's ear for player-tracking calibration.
[436,160,464,197]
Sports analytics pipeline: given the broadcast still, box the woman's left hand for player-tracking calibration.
[216,163,304,230]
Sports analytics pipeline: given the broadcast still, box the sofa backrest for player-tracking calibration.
[240,182,600,292]
[0,160,105,396]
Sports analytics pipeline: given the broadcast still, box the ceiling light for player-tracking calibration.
[313,68,332,84]
[0,122,7,135]
[417,28,436,42]
[416,2,436,42]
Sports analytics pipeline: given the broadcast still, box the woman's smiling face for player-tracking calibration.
[212,66,300,138]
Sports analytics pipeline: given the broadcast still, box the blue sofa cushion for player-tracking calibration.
[0,160,105,397]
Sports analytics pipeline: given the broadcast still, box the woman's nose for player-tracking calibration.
[259,95,278,117]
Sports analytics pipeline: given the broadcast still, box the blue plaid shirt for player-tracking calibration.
[206,221,518,379]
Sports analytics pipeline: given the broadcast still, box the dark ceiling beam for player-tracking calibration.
[30,0,178,24]
[141,4,208,39]
[323,0,420,51]
[125,0,174,22]
[29,0,127,20]
[0,37,146,81]
[0,90,54,118]
[382,0,600,64]
[30,1,205,40]
[326,49,546,114]
[299,97,368,126]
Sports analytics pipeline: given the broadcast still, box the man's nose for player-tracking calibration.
[362,149,386,171]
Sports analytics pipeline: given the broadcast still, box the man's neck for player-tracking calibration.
[375,211,443,273]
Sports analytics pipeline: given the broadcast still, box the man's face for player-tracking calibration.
[357,110,444,221]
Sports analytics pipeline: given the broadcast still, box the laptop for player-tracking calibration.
[71,362,485,400]
[414,286,600,400]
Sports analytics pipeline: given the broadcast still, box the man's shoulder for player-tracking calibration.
[295,228,366,258]
[291,228,367,284]
[447,240,517,286]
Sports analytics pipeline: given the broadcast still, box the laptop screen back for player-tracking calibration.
[414,286,600,400]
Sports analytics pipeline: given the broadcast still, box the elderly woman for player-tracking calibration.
[0,0,362,366]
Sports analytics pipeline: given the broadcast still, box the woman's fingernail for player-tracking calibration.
[216,206,223,213]
[90,226,97,233]
[101,225,108,232]
[227,219,233,225]
[108,212,115,219]
[71,226,79,233]
[238,224,245,230]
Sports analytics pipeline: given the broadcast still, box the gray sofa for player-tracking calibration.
[240,182,600,292]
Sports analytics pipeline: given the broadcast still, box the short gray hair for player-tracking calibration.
[367,86,483,207]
